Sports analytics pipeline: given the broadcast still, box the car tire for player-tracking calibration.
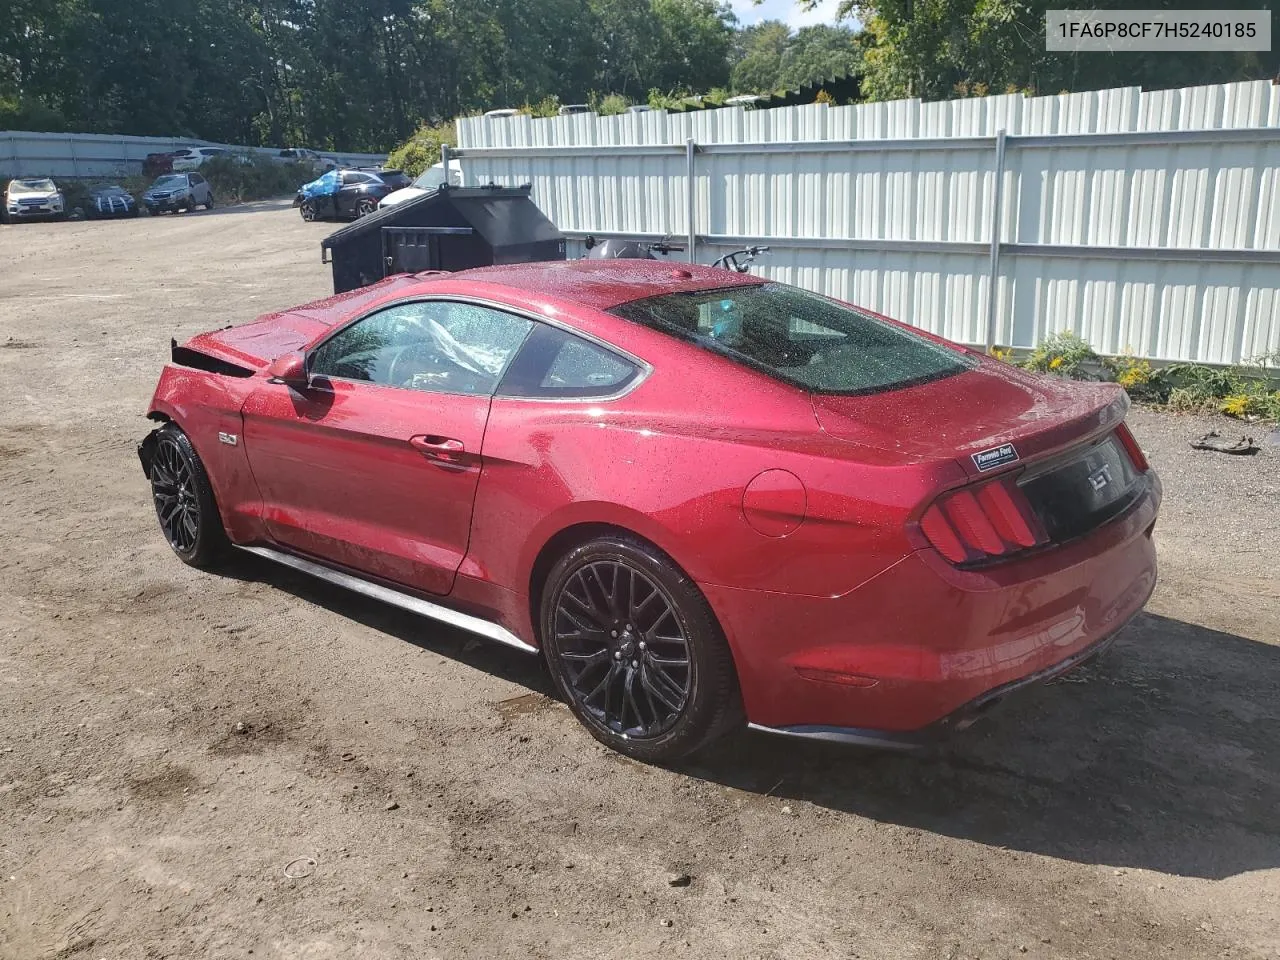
[354,197,377,218]
[146,423,229,570]
[540,535,742,763]
[300,199,317,222]
[205,193,215,210]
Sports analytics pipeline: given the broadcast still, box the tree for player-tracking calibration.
[730,20,791,93]
[729,20,859,94]
[777,24,861,88]
[649,0,737,93]
[831,0,1279,101]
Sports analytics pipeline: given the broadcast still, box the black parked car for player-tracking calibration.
[84,184,140,219]
[295,169,411,221]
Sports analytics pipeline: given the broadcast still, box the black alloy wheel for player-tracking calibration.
[542,536,741,762]
[147,424,227,568]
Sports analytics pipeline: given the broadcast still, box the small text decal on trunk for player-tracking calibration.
[972,442,1018,471]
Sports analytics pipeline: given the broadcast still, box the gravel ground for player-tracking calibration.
[1,201,1278,960]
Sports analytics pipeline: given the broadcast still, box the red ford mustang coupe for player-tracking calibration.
[140,260,1160,761]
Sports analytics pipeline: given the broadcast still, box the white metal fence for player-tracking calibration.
[0,130,385,179]
[455,80,1280,366]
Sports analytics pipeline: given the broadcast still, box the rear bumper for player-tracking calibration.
[703,471,1160,743]
[748,620,1126,750]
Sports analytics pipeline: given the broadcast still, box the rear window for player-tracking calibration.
[608,282,974,395]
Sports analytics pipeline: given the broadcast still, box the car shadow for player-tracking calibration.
[229,552,553,694]
[144,197,301,220]
[220,558,1279,881]
[682,612,1280,880]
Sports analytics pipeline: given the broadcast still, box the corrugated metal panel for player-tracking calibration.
[457,80,1280,365]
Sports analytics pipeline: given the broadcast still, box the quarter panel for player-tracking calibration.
[470,367,952,606]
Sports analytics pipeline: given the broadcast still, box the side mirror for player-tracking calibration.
[266,351,308,389]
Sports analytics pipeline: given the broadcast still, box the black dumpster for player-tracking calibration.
[320,184,566,294]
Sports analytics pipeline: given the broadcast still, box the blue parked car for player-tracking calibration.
[295,168,410,221]
[84,184,140,219]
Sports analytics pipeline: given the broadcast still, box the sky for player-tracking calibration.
[727,0,851,30]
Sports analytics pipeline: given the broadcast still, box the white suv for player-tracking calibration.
[170,147,228,171]
[2,178,64,223]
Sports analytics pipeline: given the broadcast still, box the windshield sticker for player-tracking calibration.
[972,442,1019,471]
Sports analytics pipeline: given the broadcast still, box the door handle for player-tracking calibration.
[410,435,466,463]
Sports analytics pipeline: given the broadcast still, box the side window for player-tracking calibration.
[190,174,204,185]
[309,301,533,396]
[498,325,641,399]
[342,172,371,186]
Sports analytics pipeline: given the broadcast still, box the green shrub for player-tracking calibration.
[524,96,561,118]
[199,154,318,203]
[386,121,456,178]
[591,93,631,115]
[1018,333,1279,423]
[1021,331,1105,379]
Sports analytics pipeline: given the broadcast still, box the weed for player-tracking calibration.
[1022,331,1104,379]
[1017,335,1279,423]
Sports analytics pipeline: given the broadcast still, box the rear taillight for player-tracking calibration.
[919,475,1047,565]
[1115,421,1149,472]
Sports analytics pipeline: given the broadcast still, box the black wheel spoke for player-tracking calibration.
[560,647,609,666]
[151,435,202,555]
[560,587,606,629]
[622,668,642,732]
[552,558,692,741]
[581,661,615,704]
[631,580,661,624]
[648,660,687,706]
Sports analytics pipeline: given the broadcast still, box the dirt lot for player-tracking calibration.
[1,201,1278,960]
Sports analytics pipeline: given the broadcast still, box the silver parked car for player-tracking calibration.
[142,173,214,215]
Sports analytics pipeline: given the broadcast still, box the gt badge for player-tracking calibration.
[218,432,239,446]
[972,442,1018,471]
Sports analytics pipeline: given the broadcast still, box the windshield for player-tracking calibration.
[609,282,975,395]
[411,166,448,190]
[10,179,56,194]
[152,175,186,188]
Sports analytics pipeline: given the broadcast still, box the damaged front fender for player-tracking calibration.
[138,427,160,480]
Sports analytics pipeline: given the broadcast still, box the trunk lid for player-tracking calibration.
[811,359,1129,479]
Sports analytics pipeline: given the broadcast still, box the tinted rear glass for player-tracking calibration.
[608,282,974,395]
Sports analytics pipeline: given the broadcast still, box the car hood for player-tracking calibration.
[177,273,436,369]
[810,358,1128,479]
[378,186,427,207]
